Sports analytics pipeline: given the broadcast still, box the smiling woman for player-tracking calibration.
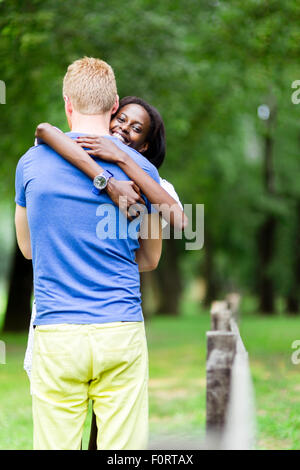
[111,103,151,151]
[77,96,167,174]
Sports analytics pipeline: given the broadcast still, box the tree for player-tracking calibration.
[2,0,300,329]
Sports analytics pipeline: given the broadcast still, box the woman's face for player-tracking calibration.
[110,103,151,153]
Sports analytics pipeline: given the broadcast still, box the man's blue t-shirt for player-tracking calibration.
[15,133,160,325]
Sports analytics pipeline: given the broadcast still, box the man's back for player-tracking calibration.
[15,133,160,325]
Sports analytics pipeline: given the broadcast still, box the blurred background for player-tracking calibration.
[0,0,300,450]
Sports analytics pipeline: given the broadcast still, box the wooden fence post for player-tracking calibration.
[206,302,236,439]
[206,295,256,449]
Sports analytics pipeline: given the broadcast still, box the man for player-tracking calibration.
[15,57,162,450]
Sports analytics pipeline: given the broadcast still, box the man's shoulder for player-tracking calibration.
[124,145,150,166]
[17,143,58,170]
[112,138,160,182]
[16,146,37,171]
[19,143,50,161]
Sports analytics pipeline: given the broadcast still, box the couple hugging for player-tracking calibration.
[15,57,187,450]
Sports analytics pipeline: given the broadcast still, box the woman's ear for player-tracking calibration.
[138,142,149,154]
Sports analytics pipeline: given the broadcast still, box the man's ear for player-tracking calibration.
[64,96,73,129]
[111,95,119,115]
[64,95,73,116]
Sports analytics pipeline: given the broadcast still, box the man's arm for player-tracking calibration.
[135,213,162,272]
[15,204,32,260]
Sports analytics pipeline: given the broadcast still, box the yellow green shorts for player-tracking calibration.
[31,321,148,450]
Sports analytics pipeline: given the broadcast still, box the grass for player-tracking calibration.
[0,309,299,450]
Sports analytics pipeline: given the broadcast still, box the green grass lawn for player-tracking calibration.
[0,311,299,450]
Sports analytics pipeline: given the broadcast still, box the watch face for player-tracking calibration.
[94,175,107,190]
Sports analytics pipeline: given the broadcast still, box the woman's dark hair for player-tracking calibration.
[113,96,166,169]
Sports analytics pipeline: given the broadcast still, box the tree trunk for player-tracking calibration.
[286,200,300,315]
[140,271,160,319]
[203,229,220,307]
[155,237,183,316]
[256,215,276,314]
[256,104,277,315]
[287,295,299,315]
[3,241,33,332]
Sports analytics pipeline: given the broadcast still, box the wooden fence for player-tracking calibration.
[206,294,256,449]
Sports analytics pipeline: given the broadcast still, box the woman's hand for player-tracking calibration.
[76,135,127,163]
[106,178,146,219]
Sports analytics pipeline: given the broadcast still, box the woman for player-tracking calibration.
[24,96,187,449]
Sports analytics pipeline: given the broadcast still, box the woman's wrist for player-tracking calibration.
[106,177,117,195]
[115,149,129,165]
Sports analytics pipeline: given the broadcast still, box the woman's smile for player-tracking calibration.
[111,129,130,145]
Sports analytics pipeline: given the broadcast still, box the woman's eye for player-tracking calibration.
[133,127,142,133]
[117,117,125,123]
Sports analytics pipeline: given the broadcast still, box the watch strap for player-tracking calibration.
[92,186,101,195]
[102,169,114,180]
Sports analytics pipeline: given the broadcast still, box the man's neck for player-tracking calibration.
[70,112,111,136]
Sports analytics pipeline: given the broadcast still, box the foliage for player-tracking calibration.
[1,0,300,305]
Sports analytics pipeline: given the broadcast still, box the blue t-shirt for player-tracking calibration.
[15,133,160,325]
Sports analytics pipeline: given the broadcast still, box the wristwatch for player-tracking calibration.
[93,170,114,192]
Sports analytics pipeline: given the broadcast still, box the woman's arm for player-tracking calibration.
[118,152,187,230]
[76,135,188,230]
[36,124,188,229]
[35,123,146,210]
[36,123,102,179]
[135,213,162,272]
[15,205,32,260]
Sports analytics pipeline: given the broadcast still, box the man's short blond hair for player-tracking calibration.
[63,57,117,114]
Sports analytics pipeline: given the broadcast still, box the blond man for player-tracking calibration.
[15,57,162,450]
